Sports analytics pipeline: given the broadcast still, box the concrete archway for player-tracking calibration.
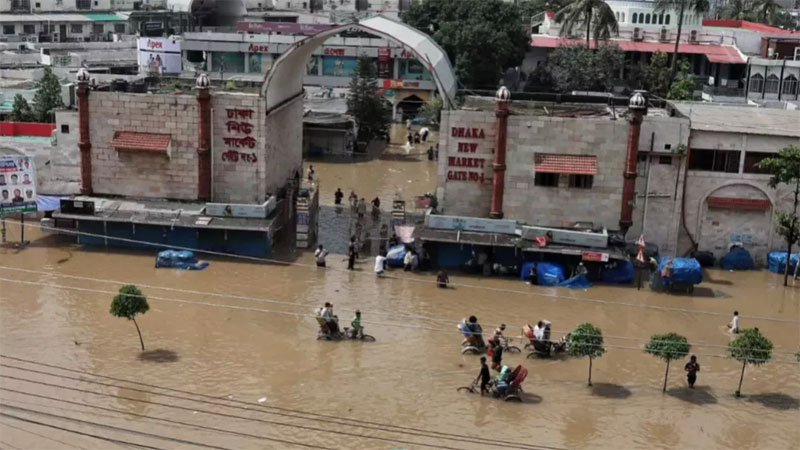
[261,15,457,113]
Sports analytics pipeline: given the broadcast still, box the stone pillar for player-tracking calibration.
[620,90,647,234]
[196,73,212,201]
[76,68,92,195]
[490,86,510,219]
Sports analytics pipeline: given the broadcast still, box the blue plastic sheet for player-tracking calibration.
[385,244,408,268]
[536,262,566,286]
[600,260,634,283]
[519,261,537,281]
[155,250,208,270]
[657,257,702,285]
[559,274,591,289]
[767,251,799,274]
[721,248,754,270]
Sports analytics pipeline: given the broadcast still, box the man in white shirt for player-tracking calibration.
[533,321,545,341]
[728,310,740,334]
[374,253,386,276]
[314,245,328,268]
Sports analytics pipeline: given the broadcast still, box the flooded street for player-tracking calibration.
[1,130,799,449]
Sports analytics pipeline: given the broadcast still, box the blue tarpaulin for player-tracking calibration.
[537,262,566,286]
[600,260,634,283]
[767,251,799,274]
[721,248,754,270]
[155,250,208,270]
[559,274,591,289]
[385,244,408,268]
[36,195,69,212]
[519,261,537,281]
[657,257,703,285]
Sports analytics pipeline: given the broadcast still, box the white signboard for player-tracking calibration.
[0,156,37,214]
[425,213,517,235]
[521,226,609,249]
[138,38,182,75]
[205,197,276,219]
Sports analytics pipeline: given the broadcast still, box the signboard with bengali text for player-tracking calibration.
[0,156,37,214]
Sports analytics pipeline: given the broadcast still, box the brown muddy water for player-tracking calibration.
[1,129,799,450]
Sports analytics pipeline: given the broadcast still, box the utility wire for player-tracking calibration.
[0,417,132,450]
[1,265,797,355]
[1,276,796,358]
[0,387,332,450]
[9,221,800,325]
[0,354,559,450]
[0,410,166,450]
[0,373,547,450]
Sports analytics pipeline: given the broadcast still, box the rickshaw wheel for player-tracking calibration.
[461,347,481,355]
[457,386,475,394]
[504,395,522,402]
[361,334,376,342]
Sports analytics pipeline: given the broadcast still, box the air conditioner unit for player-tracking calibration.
[659,27,668,42]
[633,27,643,41]
[27,35,38,43]
[689,30,698,43]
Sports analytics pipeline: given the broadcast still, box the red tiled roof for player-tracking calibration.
[707,196,771,211]
[535,154,597,175]
[530,35,746,64]
[111,131,171,152]
[702,19,799,35]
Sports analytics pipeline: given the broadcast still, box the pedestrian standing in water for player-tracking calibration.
[314,245,328,268]
[357,198,367,220]
[420,126,429,142]
[334,188,343,205]
[403,248,414,272]
[437,270,449,288]
[307,165,315,182]
[347,237,357,270]
[476,356,491,395]
[374,251,386,277]
[349,190,358,209]
[684,355,700,388]
[728,311,740,334]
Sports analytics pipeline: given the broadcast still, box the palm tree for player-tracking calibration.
[722,0,752,19]
[753,0,781,23]
[654,0,710,83]
[555,0,619,47]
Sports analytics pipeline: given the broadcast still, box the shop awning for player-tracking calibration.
[535,154,597,175]
[707,197,771,211]
[111,131,171,152]
[530,35,746,64]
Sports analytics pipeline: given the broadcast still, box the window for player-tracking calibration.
[61,124,70,134]
[659,156,672,165]
[35,1,40,6]
[743,152,772,174]
[114,23,125,33]
[632,13,637,24]
[749,73,764,93]
[665,14,670,24]
[568,174,593,189]
[11,0,30,10]
[765,74,779,94]
[92,24,104,34]
[689,149,740,173]
[535,172,559,187]
[783,75,798,96]
[3,25,15,35]
[23,24,35,34]
[645,13,651,24]
[70,24,83,34]
[664,144,672,151]
[76,0,90,8]
[94,0,98,4]
[659,14,664,24]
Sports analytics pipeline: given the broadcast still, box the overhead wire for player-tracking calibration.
[0,410,166,450]
[0,373,552,450]
[0,355,564,450]
[0,418,92,450]
[1,275,797,359]
[8,220,800,325]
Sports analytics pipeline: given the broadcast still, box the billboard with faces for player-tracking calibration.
[0,155,37,214]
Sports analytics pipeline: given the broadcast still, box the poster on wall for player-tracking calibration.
[248,53,273,74]
[137,38,183,75]
[0,156,37,214]
[322,56,357,77]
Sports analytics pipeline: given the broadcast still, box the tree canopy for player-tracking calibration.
[728,328,773,396]
[545,43,624,92]
[653,0,709,82]
[402,0,529,89]
[10,94,34,122]
[110,284,150,351]
[347,54,390,141]
[32,66,64,123]
[554,0,618,47]
[568,322,606,386]
[644,332,690,391]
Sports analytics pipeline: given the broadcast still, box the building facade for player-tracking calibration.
[436,96,800,263]
[0,13,129,43]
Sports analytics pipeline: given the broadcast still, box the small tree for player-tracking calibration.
[644,333,690,392]
[420,97,443,126]
[728,328,773,397]
[546,43,624,93]
[110,285,150,351]
[757,145,800,286]
[32,66,64,123]
[654,0,709,84]
[567,322,606,386]
[10,94,34,122]
[347,54,390,141]
[667,60,695,100]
